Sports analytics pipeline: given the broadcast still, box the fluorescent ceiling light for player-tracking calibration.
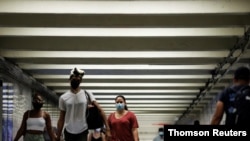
[97,95,213,101]
[46,82,204,87]
[0,27,244,37]
[46,112,183,117]
[102,111,184,115]
[96,104,190,108]
[55,89,221,93]
[137,114,183,118]
[80,100,193,104]
[45,82,227,87]
[0,50,229,58]
[33,74,233,79]
[19,64,216,70]
[0,1,249,14]
[135,113,184,116]
[94,95,196,99]
[102,107,188,111]
[55,89,199,93]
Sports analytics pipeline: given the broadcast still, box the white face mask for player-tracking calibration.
[95,128,101,132]
[116,103,125,111]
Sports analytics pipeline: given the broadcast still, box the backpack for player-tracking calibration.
[85,90,104,129]
[234,85,250,126]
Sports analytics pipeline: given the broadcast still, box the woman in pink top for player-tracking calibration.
[107,95,139,141]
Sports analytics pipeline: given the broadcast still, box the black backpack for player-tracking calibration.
[234,85,250,126]
[85,90,104,129]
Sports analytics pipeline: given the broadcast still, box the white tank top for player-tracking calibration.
[26,112,46,131]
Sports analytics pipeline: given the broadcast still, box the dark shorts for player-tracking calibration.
[64,129,88,141]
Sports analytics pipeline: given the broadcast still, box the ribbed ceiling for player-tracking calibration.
[0,0,250,140]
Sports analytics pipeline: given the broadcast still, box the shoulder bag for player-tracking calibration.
[85,90,104,129]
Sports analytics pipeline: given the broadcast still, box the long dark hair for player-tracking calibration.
[115,95,128,110]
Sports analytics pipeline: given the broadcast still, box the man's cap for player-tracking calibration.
[234,66,250,81]
[70,67,85,78]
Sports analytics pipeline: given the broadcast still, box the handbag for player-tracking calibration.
[85,90,104,129]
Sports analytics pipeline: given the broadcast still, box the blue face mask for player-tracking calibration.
[116,103,124,111]
[159,131,164,136]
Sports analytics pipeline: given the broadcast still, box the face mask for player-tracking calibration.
[95,128,101,132]
[116,103,125,111]
[71,79,80,89]
[32,102,43,110]
[159,131,164,137]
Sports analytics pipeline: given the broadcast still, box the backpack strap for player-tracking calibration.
[85,90,91,104]
[234,85,250,124]
[238,85,250,94]
[85,90,91,119]
[28,110,30,118]
[225,87,237,110]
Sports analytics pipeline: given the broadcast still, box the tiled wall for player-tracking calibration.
[1,79,32,141]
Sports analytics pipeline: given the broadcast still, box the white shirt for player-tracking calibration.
[59,89,95,134]
[26,117,45,131]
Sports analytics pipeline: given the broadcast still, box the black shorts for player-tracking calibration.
[64,129,88,141]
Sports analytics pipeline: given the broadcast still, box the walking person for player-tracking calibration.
[87,128,106,141]
[14,93,56,141]
[153,128,164,141]
[108,95,139,141]
[210,66,250,125]
[56,68,111,141]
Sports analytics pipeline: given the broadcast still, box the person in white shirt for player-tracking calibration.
[56,68,111,141]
